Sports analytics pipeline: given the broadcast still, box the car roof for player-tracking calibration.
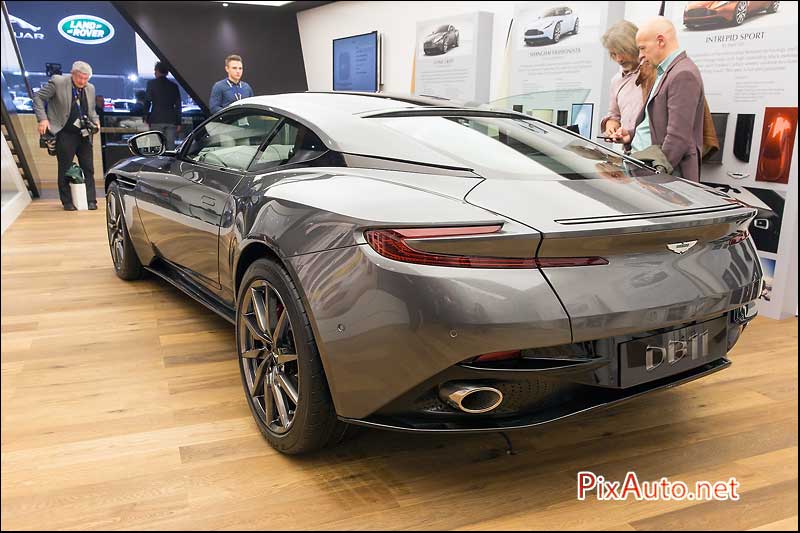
[228,92,482,167]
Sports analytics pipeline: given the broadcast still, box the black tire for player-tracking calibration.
[573,18,580,34]
[552,22,562,43]
[236,258,346,454]
[106,181,143,280]
[766,1,779,13]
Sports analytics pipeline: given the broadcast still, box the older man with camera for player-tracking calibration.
[33,61,101,211]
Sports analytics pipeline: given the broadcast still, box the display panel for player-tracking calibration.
[332,31,378,92]
[570,103,593,138]
[705,112,729,165]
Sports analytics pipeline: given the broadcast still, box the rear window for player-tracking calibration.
[371,115,652,181]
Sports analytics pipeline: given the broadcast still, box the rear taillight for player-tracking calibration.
[364,226,608,268]
[729,230,750,246]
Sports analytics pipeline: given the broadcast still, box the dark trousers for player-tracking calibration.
[56,128,96,206]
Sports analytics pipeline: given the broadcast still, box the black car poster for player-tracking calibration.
[413,12,493,103]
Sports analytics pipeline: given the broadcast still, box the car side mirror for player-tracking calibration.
[128,131,166,157]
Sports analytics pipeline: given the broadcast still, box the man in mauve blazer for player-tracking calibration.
[615,17,705,182]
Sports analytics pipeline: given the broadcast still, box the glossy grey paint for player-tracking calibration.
[223,168,560,418]
[466,174,760,341]
[135,157,243,289]
[102,93,762,428]
[287,244,571,418]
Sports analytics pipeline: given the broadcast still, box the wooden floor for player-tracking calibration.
[2,199,797,531]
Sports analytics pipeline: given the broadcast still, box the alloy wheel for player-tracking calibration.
[106,192,124,268]
[574,18,579,34]
[553,23,562,42]
[735,1,747,24]
[239,279,300,435]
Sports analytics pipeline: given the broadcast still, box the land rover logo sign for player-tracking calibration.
[58,15,115,45]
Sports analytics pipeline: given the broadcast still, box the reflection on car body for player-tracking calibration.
[104,92,762,454]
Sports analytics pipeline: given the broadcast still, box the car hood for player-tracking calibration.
[527,18,556,31]
[425,32,446,43]
[686,1,723,9]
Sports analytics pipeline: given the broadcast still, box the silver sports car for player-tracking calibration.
[106,92,762,454]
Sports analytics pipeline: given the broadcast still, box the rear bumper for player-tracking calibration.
[289,240,760,421]
[341,357,732,433]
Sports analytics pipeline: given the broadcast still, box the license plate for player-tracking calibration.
[618,316,728,388]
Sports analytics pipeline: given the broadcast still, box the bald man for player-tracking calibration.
[612,17,705,181]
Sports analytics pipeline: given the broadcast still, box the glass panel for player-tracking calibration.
[133,133,163,155]
[373,114,650,181]
[256,122,299,167]
[249,121,328,172]
[184,110,280,170]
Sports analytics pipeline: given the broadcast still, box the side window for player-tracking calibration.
[249,120,327,172]
[184,110,280,170]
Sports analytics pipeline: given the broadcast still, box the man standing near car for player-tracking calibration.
[33,60,100,211]
[209,54,254,113]
[145,61,182,149]
[612,17,705,181]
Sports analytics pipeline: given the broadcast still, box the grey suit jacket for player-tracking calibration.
[631,52,705,182]
[33,74,99,134]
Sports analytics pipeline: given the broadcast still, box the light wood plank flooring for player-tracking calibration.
[2,199,797,530]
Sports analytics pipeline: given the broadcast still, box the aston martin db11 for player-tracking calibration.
[105,92,762,454]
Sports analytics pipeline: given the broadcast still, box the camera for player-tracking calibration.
[79,116,99,137]
[39,131,57,156]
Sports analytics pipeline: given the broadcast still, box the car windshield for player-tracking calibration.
[435,25,449,33]
[541,9,559,17]
[372,114,653,181]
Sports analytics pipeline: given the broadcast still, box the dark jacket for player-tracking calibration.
[145,76,181,125]
[630,51,705,182]
[637,61,719,161]
[209,78,254,113]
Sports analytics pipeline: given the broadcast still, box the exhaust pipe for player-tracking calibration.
[439,382,503,414]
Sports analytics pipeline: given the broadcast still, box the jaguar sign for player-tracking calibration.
[58,14,115,45]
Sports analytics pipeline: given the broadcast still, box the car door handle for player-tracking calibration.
[201,195,216,207]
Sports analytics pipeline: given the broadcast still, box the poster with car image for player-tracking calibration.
[509,2,619,137]
[662,1,798,190]
[662,1,797,319]
[413,12,493,103]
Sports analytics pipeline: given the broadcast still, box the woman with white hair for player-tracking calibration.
[32,60,101,210]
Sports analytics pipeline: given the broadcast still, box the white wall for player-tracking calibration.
[297,1,519,102]
[296,1,665,102]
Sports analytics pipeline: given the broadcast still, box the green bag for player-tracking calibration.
[65,163,85,184]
